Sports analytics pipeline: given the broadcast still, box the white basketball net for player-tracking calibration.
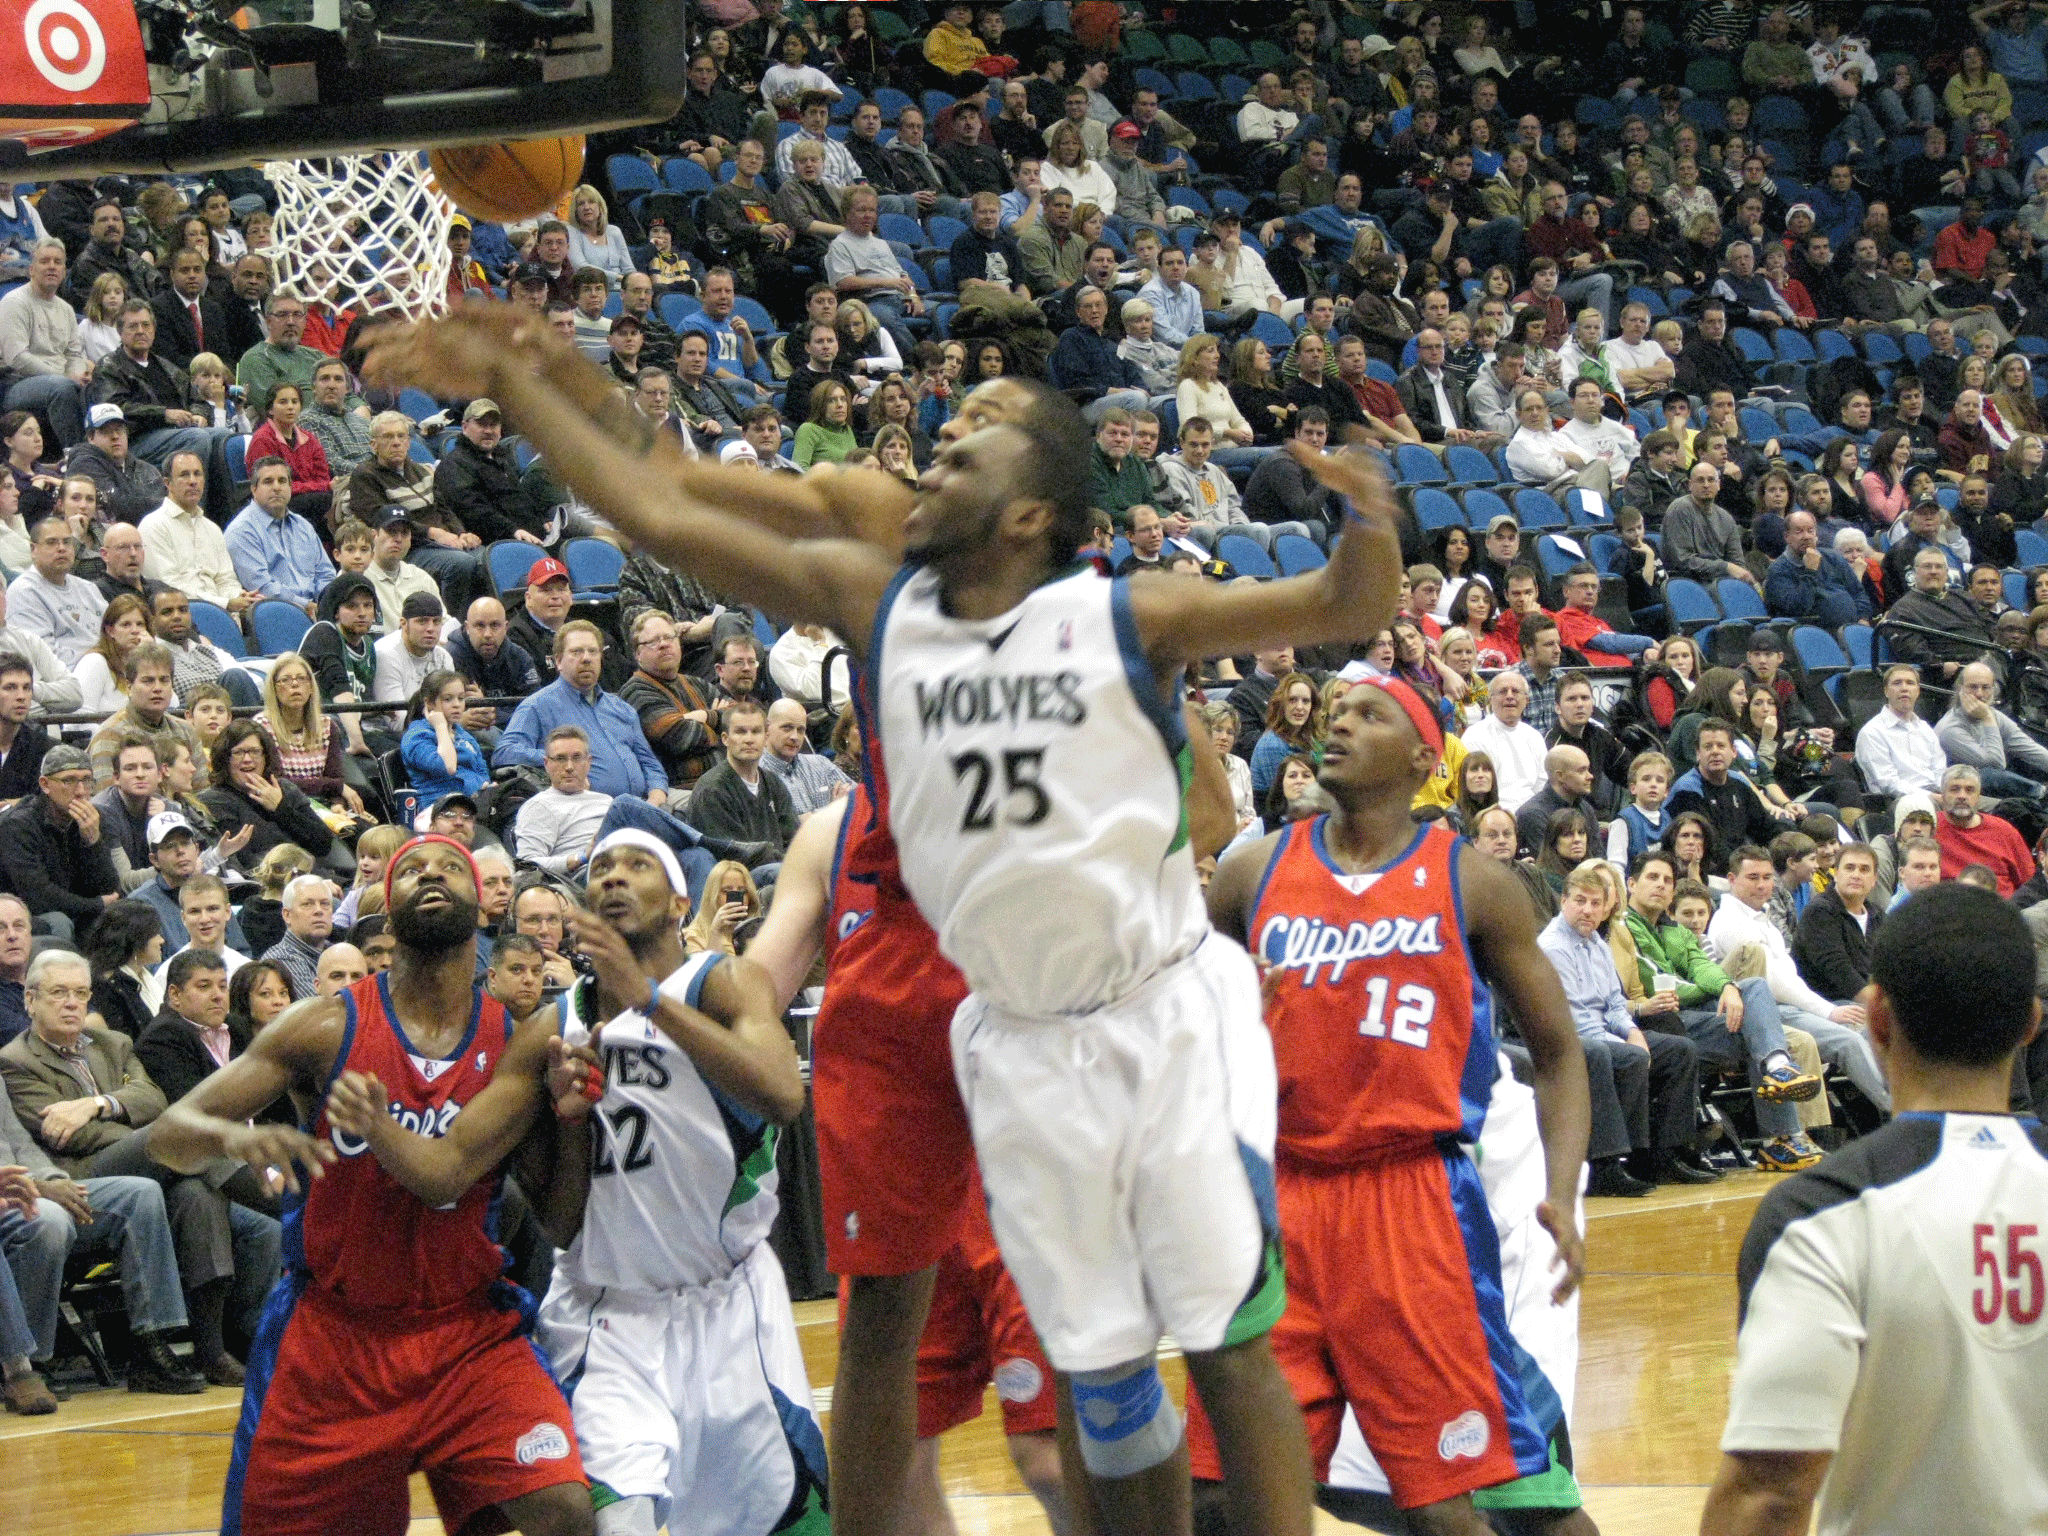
[263,153,456,322]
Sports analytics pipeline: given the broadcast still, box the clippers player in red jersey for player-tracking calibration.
[1188,676,1592,1536]
[153,833,597,1536]
[749,788,1084,1536]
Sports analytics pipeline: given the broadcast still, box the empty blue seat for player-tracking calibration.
[1731,328,1773,366]
[1842,623,1874,668]
[2020,530,2048,567]
[661,157,713,194]
[1249,311,1294,350]
[873,87,914,123]
[1813,330,1856,363]
[1863,332,1903,366]
[606,155,658,195]
[187,600,246,658]
[879,213,927,249]
[486,540,546,596]
[1273,534,1325,576]
[1462,487,1514,532]
[1773,328,1816,364]
[1411,488,1465,532]
[1394,444,1447,486]
[1512,488,1567,530]
[248,600,309,657]
[1717,578,1768,620]
[1444,445,1496,485]
[1216,533,1277,578]
[1666,578,1720,631]
[1791,625,1849,675]
[2009,571,2032,610]
[1535,534,1578,582]
[564,537,624,596]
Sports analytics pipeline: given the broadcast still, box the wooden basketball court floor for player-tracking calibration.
[5,1178,1767,1536]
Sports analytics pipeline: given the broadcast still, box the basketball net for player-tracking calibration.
[264,153,456,322]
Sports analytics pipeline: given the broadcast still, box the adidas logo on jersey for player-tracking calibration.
[1257,912,1447,985]
[1437,1410,1490,1462]
[514,1422,571,1465]
[1969,1124,2005,1149]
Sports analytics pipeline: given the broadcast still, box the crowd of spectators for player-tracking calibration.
[20,0,2048,1403]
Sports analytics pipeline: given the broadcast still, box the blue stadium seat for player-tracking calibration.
[661,157,713,194]
[1444,445,1496,486]
[1274,535,1325,576]
[1175,71,1218,102]
[658,292,702,330]
[1863,332,1903,367]
[606,155,658,196]
[1590,532,1625,574]
[1166,185,1211,218]
[1772,328,1815,364]
[1900,332,1932,364]
[187,600,246,658]
[1813,330,1856,364]
[1411,488,1465,532]
[1366,359,1398,385]
[398,388,441,423]
[1394,443,1446,486]
[732,296,775,334]
[1511,488,1567,530]
[1730,328,1773,367]
[1717,578,1768,620]
[927,215,967,251]
[1216,533,1277,578]
[1134,67,1177,100]
[1791,625,1849,676]
[922,90,957,121]
[1740,406,1779,445]
[249,600,311,657]
[564,537,624,598]
[879,213,927,249]
[2009,571,2031,611]
[1249,311,1293,349]
[1665,578,1720,632]
[1535,534,1578,582]
[486,540,546,597]
[1842,623,1874,668]
[2020,530,2048,567]
[1564,488,1611,527]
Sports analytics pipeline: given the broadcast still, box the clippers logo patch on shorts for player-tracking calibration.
[515,1422,571,1465]
[1437,1410,1490,1462]
[845,1211,859,1241]
[994,1358,1045,1404]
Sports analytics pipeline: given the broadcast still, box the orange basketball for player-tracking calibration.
[427,136,587,225]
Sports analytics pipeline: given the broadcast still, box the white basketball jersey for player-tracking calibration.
[872,563,1208,1015]
[553,955,780,1291]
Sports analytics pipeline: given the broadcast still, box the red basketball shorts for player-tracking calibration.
[225,1278,585,1536]
[1187,1144,1550,1509]
[812,983,974,1276]
[914,1174,1058,1440]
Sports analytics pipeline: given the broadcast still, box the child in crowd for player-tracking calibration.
[1606,750,1673,867]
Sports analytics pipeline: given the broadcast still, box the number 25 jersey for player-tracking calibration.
[1250,818,1498,1166]
[871,563,1207,1016]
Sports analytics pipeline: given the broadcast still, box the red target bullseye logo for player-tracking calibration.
[23,0,106,91]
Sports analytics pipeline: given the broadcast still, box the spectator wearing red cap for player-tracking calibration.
[508,556,575,687]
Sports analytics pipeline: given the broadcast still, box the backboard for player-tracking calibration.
[0,0,688,174]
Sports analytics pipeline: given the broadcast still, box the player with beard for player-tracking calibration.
[533,830,816,1536]
[376,304,1406,1536]
[368,311,1092,1536]
[152,834,596,1536]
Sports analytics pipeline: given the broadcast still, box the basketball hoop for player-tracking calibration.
[264,152,454,322]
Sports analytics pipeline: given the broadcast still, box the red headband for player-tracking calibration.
[1350,675,1444,760]
[383,833,481,911]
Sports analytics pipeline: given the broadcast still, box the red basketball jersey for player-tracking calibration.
[293,973,516,1310]
[824,786,965,1015]
[1249,818,1497,1166]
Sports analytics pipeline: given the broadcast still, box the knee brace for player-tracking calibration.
[1068,1359,1182,1479]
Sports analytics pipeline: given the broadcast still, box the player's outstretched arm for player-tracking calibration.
[368,309,899,642]
[1183,699,1239,862]
[322,1010,558,1209]
[1206,830,1284,946]
[1458,845,1592,1302]
[1127,440,1404,671]
[747,795,847,1013]
[151,999,345,1192]
[1699,1450,1831,1536]
[514,1037,604,1251]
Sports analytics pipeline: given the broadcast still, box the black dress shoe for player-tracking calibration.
[127,1336,205,1396]
[201,1354,246,1387]
[1587,1158,1655,1198]
[1649,1149,1722,1185]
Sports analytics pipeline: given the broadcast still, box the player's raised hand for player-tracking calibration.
[1536,1198,1585,1305]
[546,1036,604,1121]
[222,1124,335,1195]
[363,306,536,399]
[1287,431,1398,526]
[324,1071,392,1141]
[566,911,648,1014]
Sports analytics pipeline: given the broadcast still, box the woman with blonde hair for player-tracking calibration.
[259,650,365,815]
[74,592,151,713]
[1174,334,1259,458]
[1197,701,1256,830]
[567,183,634,287]
[1986,352,2045,453]
[835,298,902,393]
[685,860,762,956]
[79,272,127,362]
[870,423,918,486]
[1040,120,1116,211]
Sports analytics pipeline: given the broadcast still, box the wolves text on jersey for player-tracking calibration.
[1257,913,1448,987]
[913,671,1087,739]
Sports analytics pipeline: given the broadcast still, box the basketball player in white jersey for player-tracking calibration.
[376,305,1408,1536]
[533,829,817,1536]
[1705,882,2048,1536]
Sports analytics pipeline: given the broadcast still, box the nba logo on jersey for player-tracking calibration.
[1056,619,1073,651]
[1437,1411,1490,1462]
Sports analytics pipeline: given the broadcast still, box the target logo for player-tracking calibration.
[23,0,104,91]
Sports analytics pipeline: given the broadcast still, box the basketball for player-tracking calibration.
[427,136,586,224]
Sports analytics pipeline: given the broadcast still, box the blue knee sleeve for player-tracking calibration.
[1070,1361,1182,1478]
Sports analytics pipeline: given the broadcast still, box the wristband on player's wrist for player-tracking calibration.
[646,977,661,1019]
